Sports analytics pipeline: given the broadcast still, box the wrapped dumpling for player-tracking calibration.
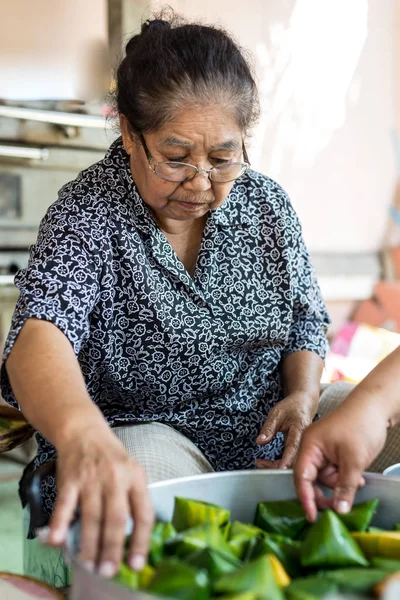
[172,497,230,532]
[255,500,307,539]
[146,558,210,599]
[165,522,236,559]
[213,555,284,599]
[300,510,368,568]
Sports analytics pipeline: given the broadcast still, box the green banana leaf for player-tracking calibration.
[300,510,368,568]
[114,563,139,590]
[337,499,379,532]
[149,521,177,566]
[370,556,400,572]
[245,533,302,578]
[186,547,241,579]
[113,562,155,590]
[217,594,260,600]
[213,554,284,600]
[369,526,386,533]
[164,522,237,559]
[284,576,338,599]
[394,524,400,531]
[255,500,308,539]
[146,558,210,600]
[172,497,231,532]
[320,567,388,593]
[221,522,231,540]
[227,522,265,559]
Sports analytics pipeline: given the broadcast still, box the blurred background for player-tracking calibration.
[0,0,400,577]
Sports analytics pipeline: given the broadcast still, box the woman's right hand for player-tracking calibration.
[294,395,388,523]
[47,425,155,577]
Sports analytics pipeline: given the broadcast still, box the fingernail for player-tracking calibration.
[257,434,267,442]
[129,554,146,571]
[82,560,94,572]
[336,500,350,514]
[281,465,288,470]
[99,561,116,578]
[36,527,50,544]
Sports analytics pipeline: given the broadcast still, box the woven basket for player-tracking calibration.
[0,406,34,454]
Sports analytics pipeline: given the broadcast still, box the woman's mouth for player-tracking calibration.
[174,199,208,211]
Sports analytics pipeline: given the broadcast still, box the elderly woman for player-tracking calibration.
[1,15,329,585]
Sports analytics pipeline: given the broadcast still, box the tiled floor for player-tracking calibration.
[0,457,24,574]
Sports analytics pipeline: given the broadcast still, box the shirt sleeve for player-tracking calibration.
[281,196,331,361]
[1,203,103,407]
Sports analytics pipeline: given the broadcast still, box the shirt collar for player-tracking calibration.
[108,137,251,228]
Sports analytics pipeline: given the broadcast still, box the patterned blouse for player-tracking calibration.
[1,138,329,516]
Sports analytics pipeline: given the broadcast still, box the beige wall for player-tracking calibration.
[137,0,397,253]
[0,0,108,101]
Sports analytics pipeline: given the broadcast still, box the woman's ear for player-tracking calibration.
[120,115,135,155]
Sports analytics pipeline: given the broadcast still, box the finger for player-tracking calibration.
[278,427,302,469]
[128,467,155,571]
[294,443,325,523]
[79,487,103,569]
[255,459,280,469]
[48,484,79,546]
[332,461,365,514]
[318,464,339,489]
[98,490,129,578]
[256,412,281,445]
[314,485,333,511]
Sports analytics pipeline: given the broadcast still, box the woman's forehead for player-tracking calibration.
[148,106,243,149]
[157,135,242,152]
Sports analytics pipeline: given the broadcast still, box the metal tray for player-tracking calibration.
[66,470,400,600]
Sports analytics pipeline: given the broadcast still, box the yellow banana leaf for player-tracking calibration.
[245,533,302,577]
[266,553,290,587]
[146,557,210,599]
[172,497,231,532]
[301,510,368,568]
[352,531,400,559]
[113,562,155,590]
[213,554,285,599]
[254,499,308,540]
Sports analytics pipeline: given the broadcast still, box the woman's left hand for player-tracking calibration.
[254,392,317,470]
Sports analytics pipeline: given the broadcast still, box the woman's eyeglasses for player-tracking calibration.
[139,134,250,183]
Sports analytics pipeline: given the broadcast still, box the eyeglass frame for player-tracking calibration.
[139,133,251,183]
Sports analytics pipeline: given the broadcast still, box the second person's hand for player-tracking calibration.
[294,394,389,523]
[47,423,155,577]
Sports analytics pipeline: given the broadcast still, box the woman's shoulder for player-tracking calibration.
[230,170,295,217]
[40,138,130,243]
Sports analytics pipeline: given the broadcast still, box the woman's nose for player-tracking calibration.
[182,170,212,191]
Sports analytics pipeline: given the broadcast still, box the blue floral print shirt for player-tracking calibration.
[1,137,330,515]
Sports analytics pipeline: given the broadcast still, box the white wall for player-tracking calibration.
[139,0,397,253]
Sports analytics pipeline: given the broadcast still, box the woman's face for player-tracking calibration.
[120,107,245,225]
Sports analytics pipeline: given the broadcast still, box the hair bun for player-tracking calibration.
[141,19,171,34]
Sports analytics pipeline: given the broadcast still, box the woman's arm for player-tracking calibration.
[256,350,324,468]
[6,318,154,576]
[294,345,400,521]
